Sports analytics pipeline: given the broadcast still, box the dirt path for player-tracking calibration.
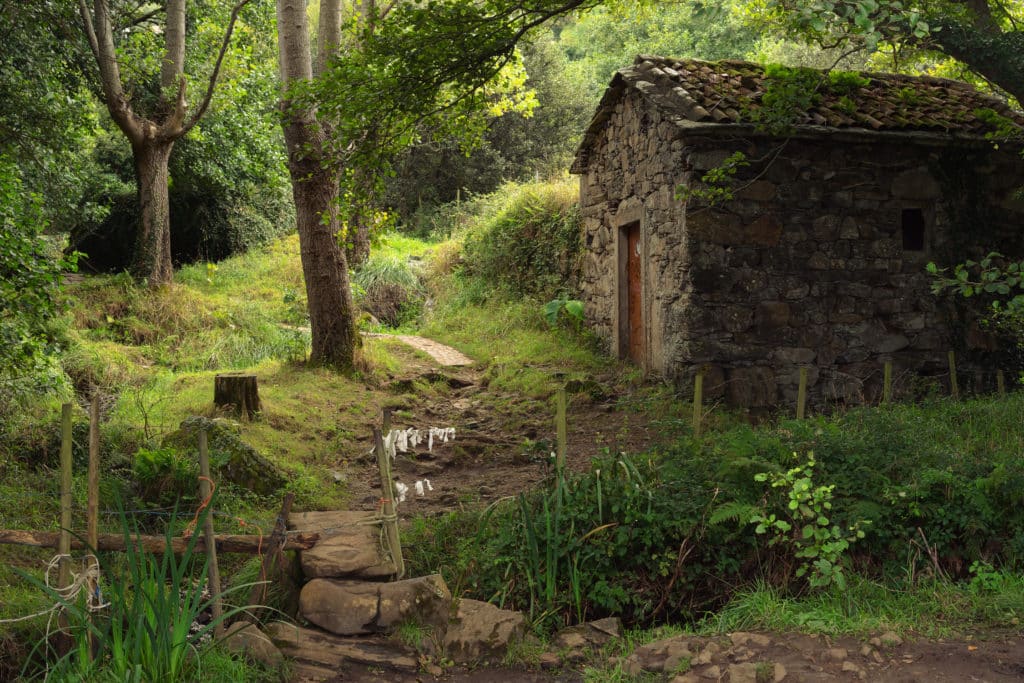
[362,333,475,367]
[344,337,655,516]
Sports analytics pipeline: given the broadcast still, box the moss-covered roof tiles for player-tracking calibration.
[572,55,1024,172]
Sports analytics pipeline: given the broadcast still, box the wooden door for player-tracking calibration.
[626,224,644,364]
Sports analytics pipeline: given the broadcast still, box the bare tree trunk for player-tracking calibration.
[345,173,373,267]
[132,139,175,284]
[278,0,357,370]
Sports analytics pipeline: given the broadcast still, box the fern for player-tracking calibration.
[709,501,759,527]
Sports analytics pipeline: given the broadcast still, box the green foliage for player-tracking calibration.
[750,453,868,589]
[352,254,426,329]
[21,506,249,681]
[542,298,584,330]
[0,158,77,408]
[751,0,932,52]
[557,3,761,100]
[676,151,750,206]
[751,64,823,135]
[461,179,581,300]
[973,108,1024,142]
[463,449,739,629]
[825,70,871,94]
[706,571,1024,637]
[133,447,198,507]
[928,252,1024,347]
[387,37,592,220]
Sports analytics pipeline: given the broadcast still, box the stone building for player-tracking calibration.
[572,56,1024,408]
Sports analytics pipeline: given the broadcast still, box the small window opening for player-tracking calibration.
[901,208,925,251]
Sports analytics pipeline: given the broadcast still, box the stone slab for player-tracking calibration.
[289,511,396,580]
[443,598,526,663]
[265,621,419,672]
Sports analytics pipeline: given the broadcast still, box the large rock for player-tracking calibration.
[442,598,527,663]
[289,511,396,579]
[222,620,284,669]
[265,622,419,672]
[300,574,451,636]
[624,634,697,676]
[551,617,622,663]
[164,416,286,495]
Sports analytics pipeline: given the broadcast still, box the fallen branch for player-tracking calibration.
[0,530,318,554]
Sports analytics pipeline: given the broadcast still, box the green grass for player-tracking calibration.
[702,573,1024,638]
[421,287,609,399]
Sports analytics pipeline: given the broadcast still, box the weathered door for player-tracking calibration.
[626,224,644,364]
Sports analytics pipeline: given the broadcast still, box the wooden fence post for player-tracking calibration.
[197,429,224,636]
[555,387,567,473]
[948,351,959,399]
[373,427,405,579]
[882,361,893,405]
[87,393,101,661]
[244,493,294,624]
[58,403,73,589]
[692,369,704,438]
[796,367,808,419]
[997,369,1006,397]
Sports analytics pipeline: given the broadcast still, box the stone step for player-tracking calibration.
[266,622,419,678]
[300,574,451,636]
[288,510,396,580]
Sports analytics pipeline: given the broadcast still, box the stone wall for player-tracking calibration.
[578,88,1024,408]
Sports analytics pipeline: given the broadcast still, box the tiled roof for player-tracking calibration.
[572,56,1024,171]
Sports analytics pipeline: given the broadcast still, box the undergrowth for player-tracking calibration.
[407,393,1024,636]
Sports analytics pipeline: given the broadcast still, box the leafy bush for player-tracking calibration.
[0,157,76,410]
[22,506,249,681]
[443,395,1024,631]
[133,447,198,507]
[463,449,750,630]
[461,179,581,300]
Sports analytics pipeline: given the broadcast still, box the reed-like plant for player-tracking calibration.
[22,503,251,682]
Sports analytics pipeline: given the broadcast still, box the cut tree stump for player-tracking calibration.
[215,372,260,420]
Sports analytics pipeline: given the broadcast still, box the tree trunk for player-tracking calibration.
[131,139,175,285]
[286,135,358,369]
[278,0,358,371]
[346,206,372,267]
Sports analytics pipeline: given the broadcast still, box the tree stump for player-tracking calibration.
[214,373,260,420]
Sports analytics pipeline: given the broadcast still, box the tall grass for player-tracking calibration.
[23,505,251,681]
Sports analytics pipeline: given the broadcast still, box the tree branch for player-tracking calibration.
[180,0,254,137]
[77,0,100,60]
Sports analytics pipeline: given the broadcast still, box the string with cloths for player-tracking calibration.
[0,553,109,625]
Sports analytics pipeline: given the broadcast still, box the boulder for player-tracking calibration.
[164,416,286,495]
[222,620,284,669]
[300,574,451,636]
[443,598,527,663]
[265,622,419,672]
[623,634,697,676]
[289,511,396,579]
[551,617,622,663]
